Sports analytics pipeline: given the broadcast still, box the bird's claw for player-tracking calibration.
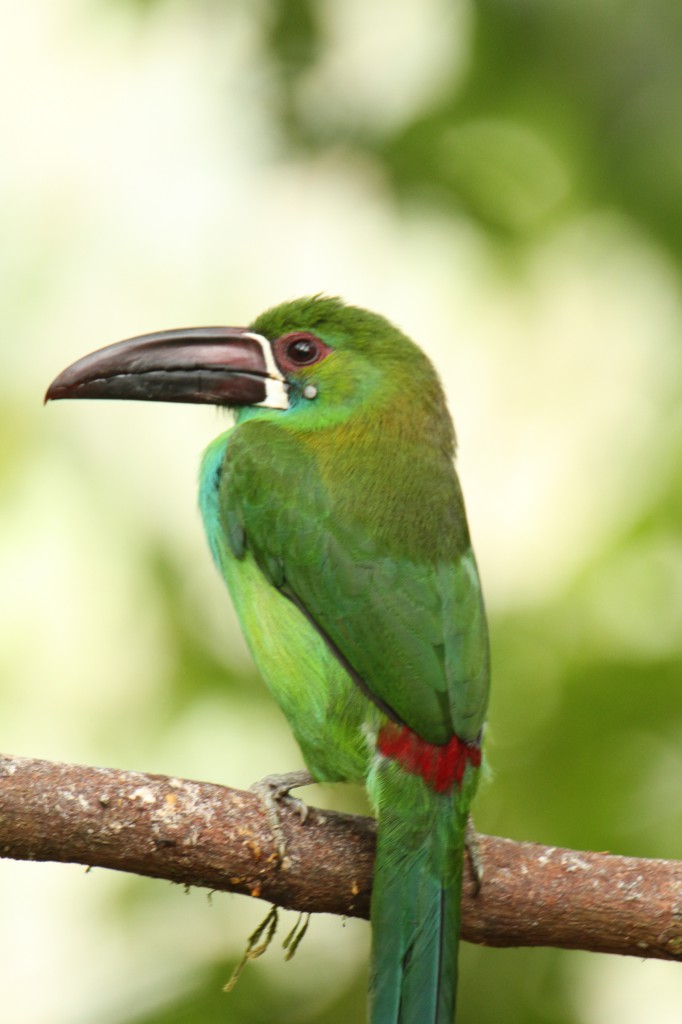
[250,770,314,859]
[465,815,484,895]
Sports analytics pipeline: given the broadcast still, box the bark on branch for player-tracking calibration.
[0,752,680,961]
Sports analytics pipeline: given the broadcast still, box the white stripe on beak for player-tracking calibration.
[243,331,290,410]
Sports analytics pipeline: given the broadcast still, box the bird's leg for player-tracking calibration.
[251,769,315,858]
[464,815,484,895]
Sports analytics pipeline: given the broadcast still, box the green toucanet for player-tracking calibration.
[46,296,490,1023]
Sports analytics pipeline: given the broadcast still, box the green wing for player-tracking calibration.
[220,421,489,746]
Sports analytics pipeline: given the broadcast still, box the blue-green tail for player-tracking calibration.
[368,766,467,1024]
[370,839,462,1023]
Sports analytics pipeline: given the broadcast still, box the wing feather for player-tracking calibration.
[221,422,489,745]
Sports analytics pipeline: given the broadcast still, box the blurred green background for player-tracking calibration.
[2,0,682,1021]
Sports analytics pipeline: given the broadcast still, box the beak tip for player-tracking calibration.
[44,379,65,404]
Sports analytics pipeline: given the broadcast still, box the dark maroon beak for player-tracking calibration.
[45,327,288,410]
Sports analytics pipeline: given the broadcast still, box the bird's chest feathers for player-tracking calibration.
[198,428,373,782]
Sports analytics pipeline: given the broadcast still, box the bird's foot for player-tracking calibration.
[251,770,314,860]
[465,815,484,895]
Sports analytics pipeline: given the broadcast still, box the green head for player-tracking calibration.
[45,295,454,451]
[250,297,451,430]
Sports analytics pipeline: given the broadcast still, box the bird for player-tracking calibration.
[46,295,490,1023]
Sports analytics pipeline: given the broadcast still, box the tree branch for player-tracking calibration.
[0,752,680,961]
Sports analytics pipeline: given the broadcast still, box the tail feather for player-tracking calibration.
[369,826,463,1024]
[400,871,461,1024]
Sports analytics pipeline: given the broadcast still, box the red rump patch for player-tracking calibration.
[377,722,481,793]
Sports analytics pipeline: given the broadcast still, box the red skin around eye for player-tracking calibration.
[272,332,333,374]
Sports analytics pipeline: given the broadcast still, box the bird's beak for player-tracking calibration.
[45,327,289,410]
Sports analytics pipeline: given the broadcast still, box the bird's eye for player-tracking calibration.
[273,331,332,373]
[287,337,318,364]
